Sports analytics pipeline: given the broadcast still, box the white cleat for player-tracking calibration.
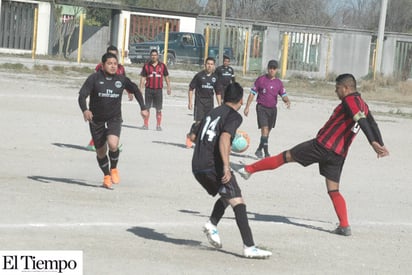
[243,246,272,259]
[202,221,222,248]
[237,167,251,180]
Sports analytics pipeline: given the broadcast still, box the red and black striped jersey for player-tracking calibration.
[316,92,369,157]
[140,62,169,89]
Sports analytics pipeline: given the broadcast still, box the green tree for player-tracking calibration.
[85,7,111,26]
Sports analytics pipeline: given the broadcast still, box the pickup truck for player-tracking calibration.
[128,32,235,65]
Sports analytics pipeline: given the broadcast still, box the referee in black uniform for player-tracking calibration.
[78,52,148,189]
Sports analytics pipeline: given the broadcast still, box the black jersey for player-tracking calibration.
[189,70,218,103]
[192,104,242,173]
[215,65,235,88]
[78,70,145,122]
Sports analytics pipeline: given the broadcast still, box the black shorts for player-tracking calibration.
[194,98,214,121]
[89,116,122,149]
[256,104,277,129]
[193,169,242,199]
[145,88,163,110]
[290,139,345,183]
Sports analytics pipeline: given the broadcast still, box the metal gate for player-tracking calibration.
[0,1,36,50]
[394,41,412,80]
[129,15,180,43]
[286,32,321,72]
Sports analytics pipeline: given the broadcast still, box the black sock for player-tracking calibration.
[109,149,120,170]
[210,198,228,226]
[258,136,268,152]
[97,155,110,176]
[233,204,254,247]
[262,136,269,155]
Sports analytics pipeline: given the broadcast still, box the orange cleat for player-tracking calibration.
[103,175,112,189]
[110,168,120,184]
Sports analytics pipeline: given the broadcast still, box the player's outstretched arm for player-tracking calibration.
[244,93,255,116]
[371,141,389,158]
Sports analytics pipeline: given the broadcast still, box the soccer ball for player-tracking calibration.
[231,130,250,153]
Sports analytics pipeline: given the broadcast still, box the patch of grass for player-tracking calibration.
[68,66,94,74]
[52,65,66,73]
[0,62,28,70]
[33,64,49,71]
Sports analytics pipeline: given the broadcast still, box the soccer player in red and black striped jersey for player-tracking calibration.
[139,49,171,131]
[236,73,389,236]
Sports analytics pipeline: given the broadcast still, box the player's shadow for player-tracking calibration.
[127,226,242,258]
[152,140,188,149]
[248,212,331,233]
[127,226,201,246]
[52,143,90,151]
[179,209,330,234]
[122,124,141,129]
[27,176,102,189]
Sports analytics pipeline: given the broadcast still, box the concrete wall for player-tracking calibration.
[68,26,110,61]
[328,31,371,79]
[261,27,281,72]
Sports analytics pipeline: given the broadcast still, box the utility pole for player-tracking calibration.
[375,0,388,78]
[218,0,226,65]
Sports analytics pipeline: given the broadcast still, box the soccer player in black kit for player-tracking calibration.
[215,55,235,99]
[78,52,148,189]
[192,82,272,259]
[186,57,220,148]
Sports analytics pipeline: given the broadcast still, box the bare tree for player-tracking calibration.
[119,0,411,33]
[386,0,412,33]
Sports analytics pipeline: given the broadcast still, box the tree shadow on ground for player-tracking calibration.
[27,175,104,189]
[52,142,90,152]
[127,226,242,258]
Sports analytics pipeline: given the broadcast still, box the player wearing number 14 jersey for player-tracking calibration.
[191,82,272,259]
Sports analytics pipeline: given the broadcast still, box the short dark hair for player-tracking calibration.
[336,73,357,90]
[102,52,118,63]
[267,60,278,69]
[106,45,118,53]
[205,56,215,64]
[150,49,158,55]
[223,55,230,61]
[224,82,243,103]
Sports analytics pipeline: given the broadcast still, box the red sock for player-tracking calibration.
[144,114,149,127]
[328,191,349,227]
[156,111,162,126]
[245,152,285,173]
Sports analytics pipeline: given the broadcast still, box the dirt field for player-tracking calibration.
[0,57,411,274]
